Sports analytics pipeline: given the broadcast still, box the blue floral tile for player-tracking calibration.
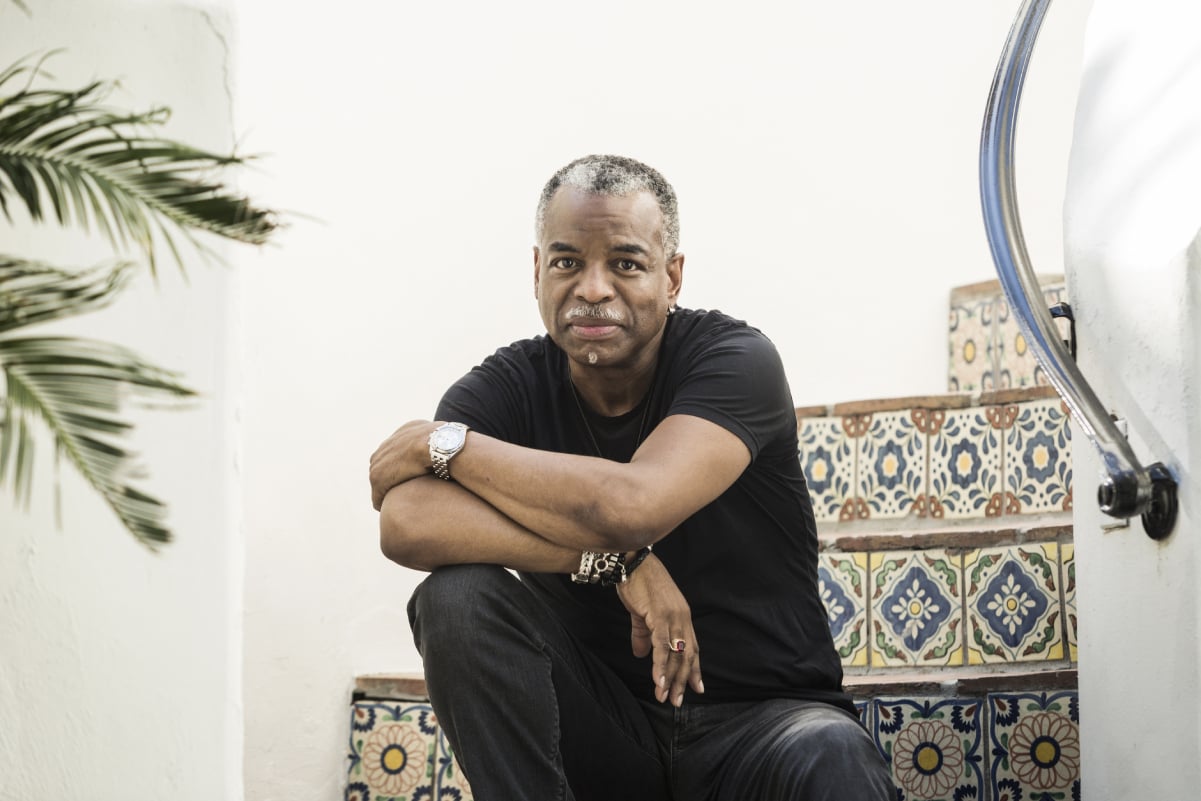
[870,550,964,667]
[857,411,926,521]
[436,726,474,800]
[874,697,984,801]
[855,699,871,728]
[989,691,1080,800]
[348,702,439,800]
[1006,398,1073,515]
[928,408,1004,519]
[948,296,996,393]
[819,553,869,667]
[995,281,1069,389]
[798,416,856,523]
[1062,543,1077,662]
[965,545,1064,665]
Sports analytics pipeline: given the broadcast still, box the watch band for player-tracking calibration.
[429,422,469,481]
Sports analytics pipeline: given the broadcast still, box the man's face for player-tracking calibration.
[534,187,683,373]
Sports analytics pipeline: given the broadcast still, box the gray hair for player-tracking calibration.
[535,155,680,256]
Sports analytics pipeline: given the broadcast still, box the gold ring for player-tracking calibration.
[669,639,686,653]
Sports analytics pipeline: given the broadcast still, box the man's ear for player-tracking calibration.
[666,252,685,308]
[533,246,541,299]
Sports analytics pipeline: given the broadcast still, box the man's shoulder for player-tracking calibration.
[666,308,774,354]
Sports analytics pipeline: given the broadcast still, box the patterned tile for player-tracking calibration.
[819,553,869,667]
[870,550,964,667]
[855,699,871,728]
[927,407,1004,519]
[965,545,1064,665]
[347,702,473,801]
[348,702,438,800]
[857,410,926,521]
[995,282,1069,389]
[436,726,474,800]
[988,691,1080,800]
[1062,543,1077,662]
[948,297,996,393]
[874,697,984,801]
[1006,399,1073,515]
[798,416,856,522]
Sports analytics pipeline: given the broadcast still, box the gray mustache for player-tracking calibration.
[566,305,623,323]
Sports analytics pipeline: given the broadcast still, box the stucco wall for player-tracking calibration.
[0,2,241,800]
[1064,1,1201,797]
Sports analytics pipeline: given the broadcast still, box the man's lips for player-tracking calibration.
[569,321,619,339]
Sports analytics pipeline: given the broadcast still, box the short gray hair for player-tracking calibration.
[535,155,680,256]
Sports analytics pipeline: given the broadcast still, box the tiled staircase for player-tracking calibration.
[346,278,1079,801]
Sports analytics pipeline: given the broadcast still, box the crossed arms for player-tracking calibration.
[369,413,751,705]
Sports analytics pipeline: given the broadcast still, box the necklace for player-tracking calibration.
[569,379,654,460]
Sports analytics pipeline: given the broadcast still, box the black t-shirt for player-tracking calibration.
[436,308,851,710]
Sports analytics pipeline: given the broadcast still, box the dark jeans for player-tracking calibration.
[408,564,895,801]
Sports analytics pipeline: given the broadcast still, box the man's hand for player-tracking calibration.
[370,420,437,510]
[615,554,703,707]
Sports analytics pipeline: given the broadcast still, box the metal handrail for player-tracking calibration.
[978,0,1178,539]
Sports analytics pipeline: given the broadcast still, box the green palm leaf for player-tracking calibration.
[0,255,135,333]
[0,334,196,546]
[0,55,278,274]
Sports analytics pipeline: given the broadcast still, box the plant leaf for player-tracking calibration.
[0,256,136,333]
[0,334,196,546]
[0,55,280,275]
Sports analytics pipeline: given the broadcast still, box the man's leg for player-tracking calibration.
[671,699,895,801]
[408,564,670,801]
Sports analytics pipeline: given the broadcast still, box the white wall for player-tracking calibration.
[234,1,1092,797]
[1064,1,1201,797]
[0,0,1096,798]
[0,2,241,800]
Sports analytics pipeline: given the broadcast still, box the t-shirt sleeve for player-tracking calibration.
[434,348,533,446]
[667,326,796,462]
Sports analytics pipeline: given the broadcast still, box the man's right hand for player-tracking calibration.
[615,553,704,707]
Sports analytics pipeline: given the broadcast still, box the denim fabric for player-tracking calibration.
[409,564,894,801]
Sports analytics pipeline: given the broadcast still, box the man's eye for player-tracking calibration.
[617,260,640,272]
[554,258,578,269]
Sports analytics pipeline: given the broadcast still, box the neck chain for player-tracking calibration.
[569,380,654,459]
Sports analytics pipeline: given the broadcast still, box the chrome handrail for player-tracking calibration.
[979,0,1178,538]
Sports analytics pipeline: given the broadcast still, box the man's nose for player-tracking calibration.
[575,262,615,303]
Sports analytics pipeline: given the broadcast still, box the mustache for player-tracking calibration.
[565,305,623,323]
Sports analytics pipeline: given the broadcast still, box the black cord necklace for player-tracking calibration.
[569,378,654,460]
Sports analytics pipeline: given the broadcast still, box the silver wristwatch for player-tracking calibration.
[428,422,470,480]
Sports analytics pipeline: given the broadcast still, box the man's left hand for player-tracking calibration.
[370,420,436,510]
[616,553,703,707]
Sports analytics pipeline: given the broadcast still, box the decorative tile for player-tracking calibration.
[348,702,443,801]
[855,699,871,728]
[870,550,963,667]
[1006,399,1073,515]
[819,553,869,667]
[988,691,1080,801]
[995,282,1069,389]
[1062,543,1077,662]
[798,416,856,523]
[965,545,1064,665]
[874,697,984,801]
[857,411,926,520]
[436,726,474,800]
[948,297,996,393]
[927,408,1004,519]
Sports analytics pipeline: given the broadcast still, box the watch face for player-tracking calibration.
[432,426,464,450]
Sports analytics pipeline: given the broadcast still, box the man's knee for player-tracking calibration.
[407,564,526,655]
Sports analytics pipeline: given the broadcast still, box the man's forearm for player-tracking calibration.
[379,475,583,573]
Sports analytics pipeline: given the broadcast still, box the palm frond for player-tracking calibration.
[0,55,279,274]
[0,256,136,333]
[0,335,196,546]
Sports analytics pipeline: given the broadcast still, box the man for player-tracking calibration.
[369,155,894,800]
